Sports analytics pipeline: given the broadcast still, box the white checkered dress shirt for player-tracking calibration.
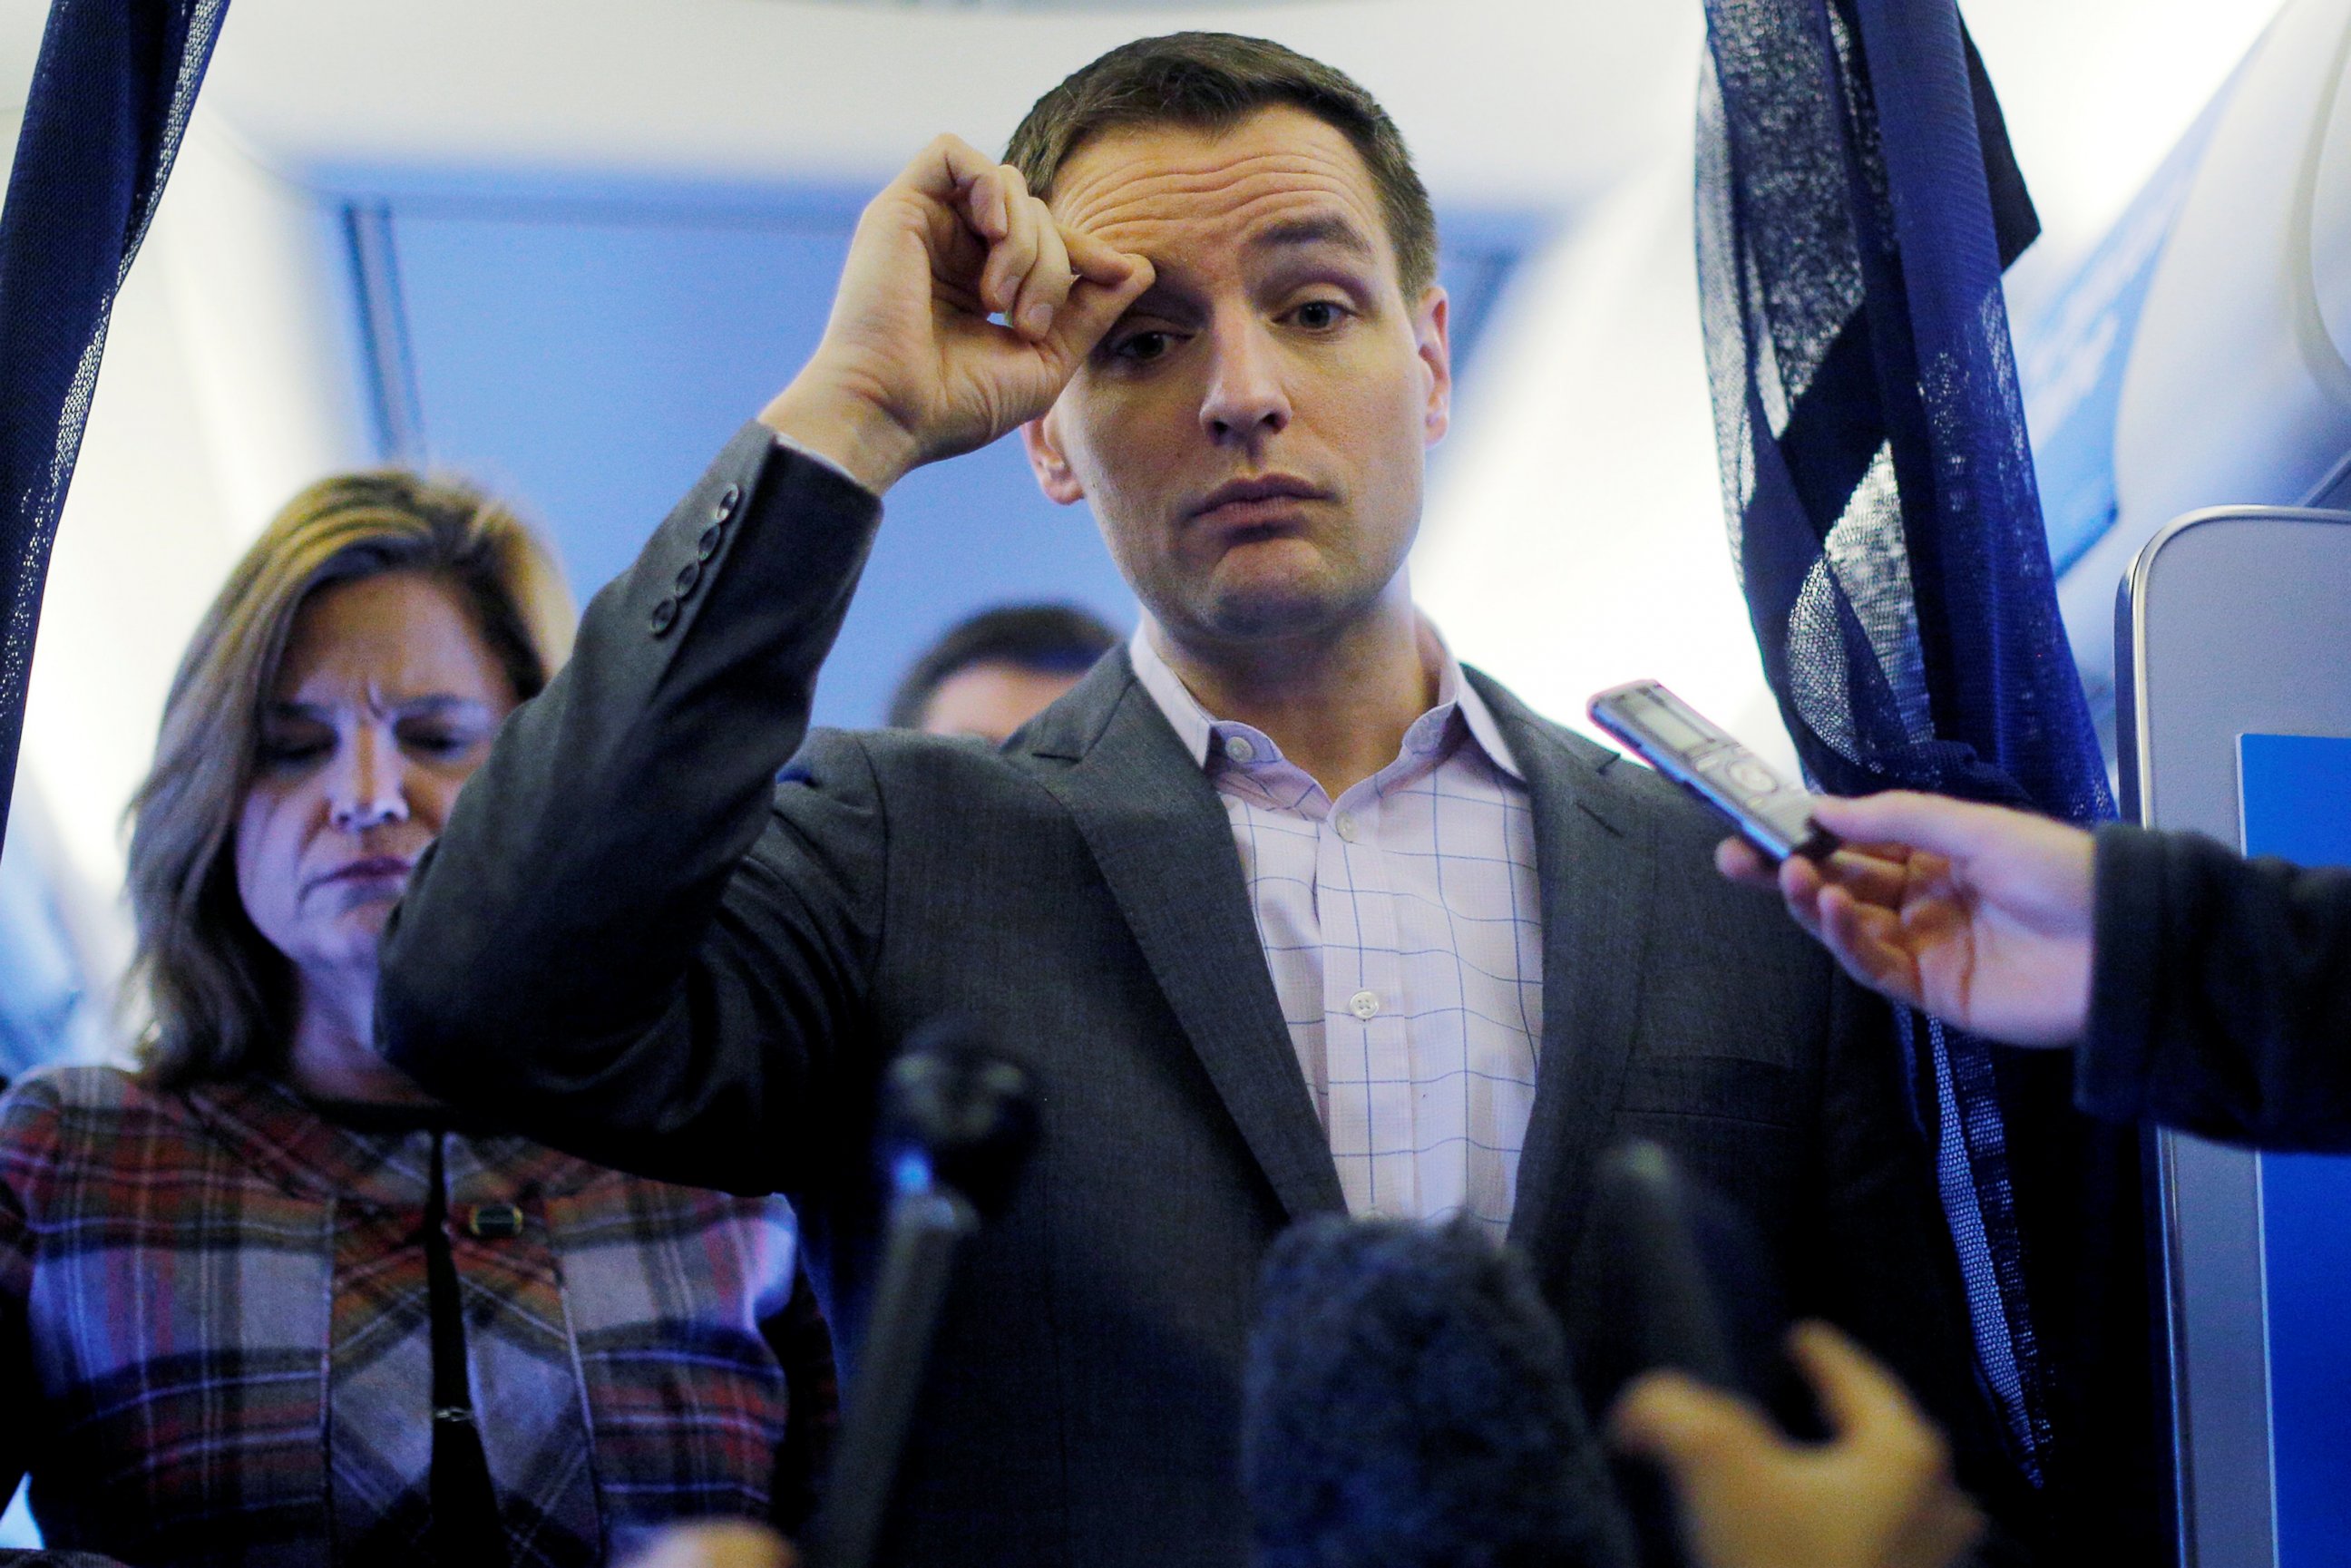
[1128,626,1544,1237]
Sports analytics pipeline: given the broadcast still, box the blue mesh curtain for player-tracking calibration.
[0,0,230,850]
[1696,0,2159,1550]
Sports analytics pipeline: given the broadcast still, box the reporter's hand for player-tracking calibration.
[1716,791,2095,1046]
[620,1521,795,1568]
[1611,1321,1985,1568]
[759,134,1154,493]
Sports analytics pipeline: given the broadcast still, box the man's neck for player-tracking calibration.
[1155,596,1436,800]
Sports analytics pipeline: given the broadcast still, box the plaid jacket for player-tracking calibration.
[0,1066,835,1568]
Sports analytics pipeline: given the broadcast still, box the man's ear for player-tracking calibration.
[1022,411,1087,506]
[1414,287,1453,445]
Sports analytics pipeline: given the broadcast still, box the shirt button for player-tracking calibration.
[674,559,702,597]
[649,597,678,635]
[697,523,724,561]
[1349,989,1380,1020]
[1223,735,1256,765]
[713,483,742,522]
[1334,812,1359,842]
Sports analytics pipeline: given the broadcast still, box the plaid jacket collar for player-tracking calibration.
[180,1076,606,1213]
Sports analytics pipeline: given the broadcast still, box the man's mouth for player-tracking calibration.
[1189,475,1328,531]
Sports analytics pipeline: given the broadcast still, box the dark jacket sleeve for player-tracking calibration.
[377,424,888,1195]
[2079,823,2351,1148]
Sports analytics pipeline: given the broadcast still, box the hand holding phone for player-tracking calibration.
[1586,681,1837,862]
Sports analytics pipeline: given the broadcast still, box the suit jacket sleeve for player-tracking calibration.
[378,424,888,1194]
[2078,823,2351,1149]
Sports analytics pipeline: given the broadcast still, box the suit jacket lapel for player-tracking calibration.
[1471,671,1661,1287]
[1023,655,1347,1222]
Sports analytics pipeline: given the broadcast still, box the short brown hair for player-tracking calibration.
[125,472,573,1088]
[1007,33,1438,296]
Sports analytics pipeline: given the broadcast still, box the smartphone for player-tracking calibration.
[1586,679,1836,862]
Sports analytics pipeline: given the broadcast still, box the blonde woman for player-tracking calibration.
[0,474,833,1566]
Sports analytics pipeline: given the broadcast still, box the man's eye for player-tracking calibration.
[1292,300,1347,330]
[1113,330,1174,364]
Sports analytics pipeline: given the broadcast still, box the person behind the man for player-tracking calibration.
[888,601,1119,742]
[379,34,2038,1564]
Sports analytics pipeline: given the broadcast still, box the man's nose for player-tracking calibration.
[1198,317,1292,443]
[328,726,409,831]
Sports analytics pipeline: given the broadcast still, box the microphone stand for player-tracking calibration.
[806,1030,1038,1568]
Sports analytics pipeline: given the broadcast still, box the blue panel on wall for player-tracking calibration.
[2239,731,2351,1568]
[380,185,1536,728]
[391,200,1140,729]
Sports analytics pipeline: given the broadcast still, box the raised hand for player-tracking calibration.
[1611,1321,1985,1568]
[759,135,1154,494]
[1716,791,2096,1047]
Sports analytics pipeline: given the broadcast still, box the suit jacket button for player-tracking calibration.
[649,597,678,635]
[697,523,724,561]
[714,483,742,522]
[674,559,702,597]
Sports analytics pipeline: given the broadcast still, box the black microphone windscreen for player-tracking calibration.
[1243,1215,1632,1568]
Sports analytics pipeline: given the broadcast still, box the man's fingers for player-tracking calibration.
[1609,1369,1783,1477]
[1010,201,1074,339]
[979,169,1041,318]
[622,1522,795,1568]
[1807,791,2014,864]
[910,133,1009,210]
[1714,836,1778,889]
[1813,842,1917,906]
[1063,221,1145,287]
[1043,250,1156,366]
[1817,885,1925,1001]
[1786,1321,1926,1445]
[1770,852,1831,941]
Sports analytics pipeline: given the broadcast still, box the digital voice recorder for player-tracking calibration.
[1585,679,1838,862]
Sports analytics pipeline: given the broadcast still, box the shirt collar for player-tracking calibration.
[1127,618,1522,781]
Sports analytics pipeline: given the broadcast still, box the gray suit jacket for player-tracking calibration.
[381,425,2030,1565]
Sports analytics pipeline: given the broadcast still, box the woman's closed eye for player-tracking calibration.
[257,726,333,771]
[396,717,488,758]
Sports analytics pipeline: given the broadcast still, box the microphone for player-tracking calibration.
[805,1023,1039,1568]
[1243,1215,1634,1568]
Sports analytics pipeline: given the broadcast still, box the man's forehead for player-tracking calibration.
[1047,107,1394,267]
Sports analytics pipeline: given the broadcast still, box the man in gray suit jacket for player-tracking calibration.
[379,32,2034,1566]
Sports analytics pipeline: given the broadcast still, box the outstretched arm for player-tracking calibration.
[1716,791,2093,1047]
[1721,792,2351,1148]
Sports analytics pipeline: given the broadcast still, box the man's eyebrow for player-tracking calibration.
[1246,215,1377,259]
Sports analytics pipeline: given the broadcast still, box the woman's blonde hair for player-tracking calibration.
[124,471,573,1087]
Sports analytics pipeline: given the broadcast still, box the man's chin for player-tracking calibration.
[1185,564,1384,645]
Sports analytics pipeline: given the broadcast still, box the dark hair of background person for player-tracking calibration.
[1244,1214,1623,1568]
[1004,32,1439,297]
[885,602,1120,729]
[124,472,574,1089]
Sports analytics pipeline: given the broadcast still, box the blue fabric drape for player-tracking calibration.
[0,0,230,848]
[1696,0,2153,1545]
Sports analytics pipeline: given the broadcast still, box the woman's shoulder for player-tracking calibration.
[0,1064,199,1174]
